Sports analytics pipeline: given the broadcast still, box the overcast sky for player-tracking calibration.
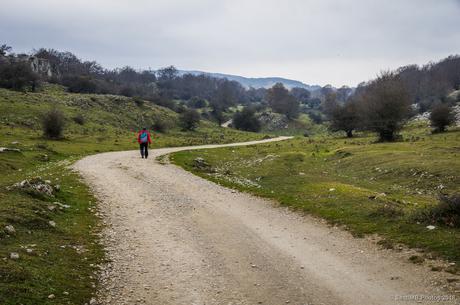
[1,0,459,87]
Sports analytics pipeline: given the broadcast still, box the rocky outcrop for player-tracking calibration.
[0,54,53,77]
[29,56,53,77]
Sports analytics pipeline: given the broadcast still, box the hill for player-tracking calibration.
[178,70,322,91]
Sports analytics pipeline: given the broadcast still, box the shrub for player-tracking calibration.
[152,116,171,133]
[430,103,455,132]
[63,76,98,93]
[72,113,85,125]
[232,107,261,132]
[179,108,200,131]
[308,111,323,124]
[42,108,65,139]
[133,96,144,107]
[414,194,460,228]
[189,96,207,108]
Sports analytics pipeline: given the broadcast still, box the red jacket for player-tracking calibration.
[137,130,152,144]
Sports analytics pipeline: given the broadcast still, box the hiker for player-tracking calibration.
[137,128,152,158]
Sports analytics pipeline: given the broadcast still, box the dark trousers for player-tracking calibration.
[140,143,149,158]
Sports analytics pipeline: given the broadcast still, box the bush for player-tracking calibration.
[414,194,460,228]
[0,61,39,91]
[308,111,323,124]
[63,76,98,93]
[132,96,144,107]
[72,113,85,125]
[42,108,65,139]
[189,96,207,108]
[233,107,261,132]
[430,103,455,132]
[179,109,200,131]
[152,116,171,133]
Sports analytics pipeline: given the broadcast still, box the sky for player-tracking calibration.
[1,0,460,87]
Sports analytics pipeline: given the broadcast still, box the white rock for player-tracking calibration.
[426,225,436,230]
[49,221,56,227]
[89,297,97,304]
[329,188,336,192]
[4,225,15,234]
[10,252,20,260]
[48,294,55,299]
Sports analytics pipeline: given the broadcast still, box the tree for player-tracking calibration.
[210,103,225,125]
[211,80,242,110]
[321,92,338,118]
[290,87,311,104]
[329,100,360,137]
[232,107,261,132]
[179,108,200,131]
[359,72,411,141]
[0,61,39,91]
[430,103,455,132]
[0,44,12,56]
[266,83,300,119]
[336,86,352,102]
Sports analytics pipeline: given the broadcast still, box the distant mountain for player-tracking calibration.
[178,70,322,91]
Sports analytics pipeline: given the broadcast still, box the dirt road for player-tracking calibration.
[74,137,458,305]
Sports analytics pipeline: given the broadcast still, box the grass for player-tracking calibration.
[0,85,264,304]
[172,122,460,265]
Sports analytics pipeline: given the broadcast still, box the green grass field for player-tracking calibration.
[0,85,264,305]
[172,123,460,267]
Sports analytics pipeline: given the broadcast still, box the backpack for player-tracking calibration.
[140,132,148,143]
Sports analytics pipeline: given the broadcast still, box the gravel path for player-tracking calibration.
[74,137,458,305]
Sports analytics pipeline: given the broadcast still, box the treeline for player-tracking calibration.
[325,66,460,141]
[0,44,321,117]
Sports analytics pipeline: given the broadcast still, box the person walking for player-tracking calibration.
[137,127,152,159]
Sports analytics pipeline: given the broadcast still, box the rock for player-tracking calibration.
[48,294,55,299]
[89,297,97,305]
[0,147,21,153]
[426,225,436,230]
[4,225,15,234]
[9,177,56,197]
[54,202,70,209]
[192,157,213,171]
[10,252,20,260]
[49,221,56,228]
[63,291,69,295]
[26,248,33,254]
[329,188,336,192]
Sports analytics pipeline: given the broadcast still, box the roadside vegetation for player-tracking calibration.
[172,122,460,266]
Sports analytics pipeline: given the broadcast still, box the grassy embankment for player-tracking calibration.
[0,85,264,305]
[172,122,460,267]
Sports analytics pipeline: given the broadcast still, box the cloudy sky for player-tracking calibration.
[1,0,459,86]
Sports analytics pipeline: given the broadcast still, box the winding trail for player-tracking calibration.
[74,137,458,305]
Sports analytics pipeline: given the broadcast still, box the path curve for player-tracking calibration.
[74,137,457,305]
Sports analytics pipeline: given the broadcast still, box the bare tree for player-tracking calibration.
[329,100,360,137]
[266,83,300,119]
[360,72,411,141]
